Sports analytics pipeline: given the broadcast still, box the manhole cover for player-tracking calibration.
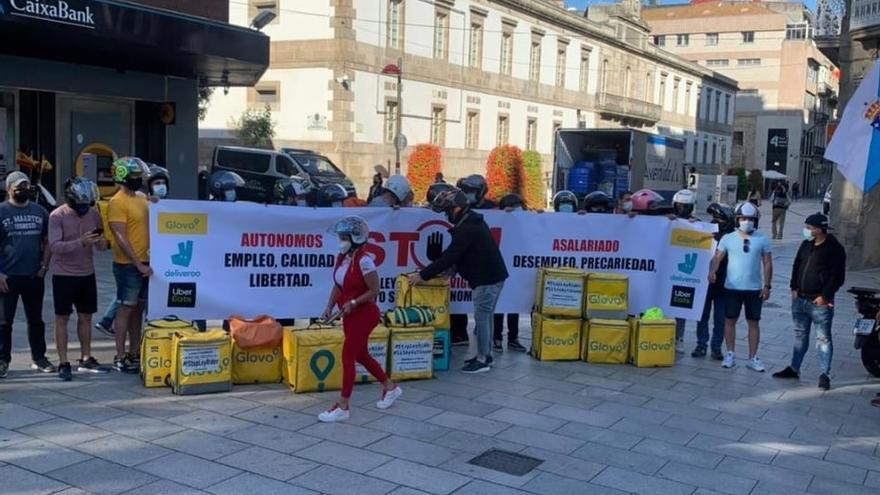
[467,449,543,476]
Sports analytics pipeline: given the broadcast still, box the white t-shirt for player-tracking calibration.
[334,254,377,286]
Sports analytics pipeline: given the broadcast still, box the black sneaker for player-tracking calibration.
[58,362,72,381]
[465,355,493,366]
[31,357,56,373]
[462,359,491,374]
[772,366,800,379]
[95,321,115,336]
[123,353,140,371]
[710,350,724,361]
[451,336,469,347]
[78,357,110,374]
[691,346,707,358]
[493,339,504,352]
[0,360,8,378]
[818,374,831,391]
[508,340,527,353]
[113,356,137,374]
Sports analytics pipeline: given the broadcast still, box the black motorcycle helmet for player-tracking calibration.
[498,193,525,210]
[431,187,469,223]
[209,170,245,202]
[582,191,613,213]
[318,183,348,207]
[552,190,578,212]
[426,182,455,205]
[456,174,488,205]
[147,165,170,197]
[706,203,735,235]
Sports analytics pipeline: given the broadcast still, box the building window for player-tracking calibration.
[249,1,279,26]
[702,141,708,163]
[387,0,403,50]
[685,82,692,115]
[672,78,680,113]
[579,49,591,92]
[469,23,483,69]
[711,142,717,164]
[250,82,280,111]
[526,118,538,151]
[645,72,652,100]
[807,61,819,84]
[384,100,398,143]
[692,139,699,163]
[786,22,810,40]
[714,92,721,122]
[624,66,631,97]
[676,34,689,46]
[737,58,761,66]
[500,33,513,76]
[431,105,446,146]
[706,59,729,67]
[724,94,731,123]
[466,111,479,149]
[497,115,509,146]
[530,39,542,83]
[434,12,449,60]
[556,47,567,87]
[706,33,719,46]
[721,142,728,164]
[733,131,744,145]
[256,87,277,105]
[742,31,755,43]
[658,74,667,107]
[704,88,712,121]
[602,59,609,94]
[654,35,666,46]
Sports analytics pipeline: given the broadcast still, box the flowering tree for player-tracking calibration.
[486,145,526,202]
[406,144,442,204]
[521,150,546,209]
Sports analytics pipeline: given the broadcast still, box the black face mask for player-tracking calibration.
[74,204,91,216]
[12,190,30,204]
[125,178,144,191]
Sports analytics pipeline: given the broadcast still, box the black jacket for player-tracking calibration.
[420,210,508,288]
[790,234,846,301]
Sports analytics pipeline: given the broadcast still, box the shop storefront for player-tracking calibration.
[0,0,268,199]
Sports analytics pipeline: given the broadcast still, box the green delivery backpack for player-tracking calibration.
[383,306,436,328]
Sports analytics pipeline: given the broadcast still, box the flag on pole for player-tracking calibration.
[824,58,880,193]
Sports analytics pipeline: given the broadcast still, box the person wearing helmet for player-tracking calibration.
[426,182,455,205]
[409,188,509,373]
[274,176,312,206]
[629,189,668,216]
[457,174,495,209]
[319,216,401,422]
[146,165,169,200]
[49,177,111,380]
[209,170,245,202]
[494,194,527,353]
[582,191,613,214]
[107,157,153,373]
[709,201,773,372]
[369,174,412,208]
[616,190,634,214]
[427,182,467,345]
[692,203,735,360]
[318,183,348,207]
[553,190,578,213]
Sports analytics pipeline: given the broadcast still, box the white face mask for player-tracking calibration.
[223,189,236,202]
[803,228,815,241]
[622,201,633,213]
[152,184,168,198]
[738,220,755,233]
[296,199,307,207]
[559,203,574,213]
[338,240,352,254]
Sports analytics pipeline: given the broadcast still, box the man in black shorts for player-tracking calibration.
[49,178,110,380]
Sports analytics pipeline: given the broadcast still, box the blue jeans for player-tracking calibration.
[113,263,148,306]
[697,290,726,352]
[472,282,504,359]
[791,297,834,375]
[99,299,120,329]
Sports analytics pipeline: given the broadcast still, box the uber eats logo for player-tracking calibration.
[670,285,696,309]
[167,283,197,308]
[543,331,578,347]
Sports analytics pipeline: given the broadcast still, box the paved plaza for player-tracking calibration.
[1,201,879,495]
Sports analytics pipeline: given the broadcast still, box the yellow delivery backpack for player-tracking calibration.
[630,318,675,368]
[530,312,581,361]
[231,340,283,385]
[584,319,630,364]
[534,268,586,318]
[281,326,344,393]
[140,317,199,388]
[396,274,450,329]
[355,325,390,383]
[168,329,232,395]
[389,326,433,381]
[585,273,629,320]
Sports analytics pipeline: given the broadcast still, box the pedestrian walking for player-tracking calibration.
[410,187,508,373]
[773,214,845,390]
[49,177,111,381]
[0,171,54,378]
[747,188,762,207]
[692,203,735,360]
[317,216,401,422]
[709,202,773,372]
[769,183,791,239]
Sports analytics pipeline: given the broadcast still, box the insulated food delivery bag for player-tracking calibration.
[228,315,283,349]
[355,325,390,383]
[389,326,434,381]
[396,274,450,329]
[585,273,629,319]
[282,327,344,393]
[584,319,630,364]
[231,340,283,384]
[433,327,451,372]
[168,329,232,395]
[630,319,675,368]
[530,312,582,361]
[534,268,586,318]
[141,317,199,388]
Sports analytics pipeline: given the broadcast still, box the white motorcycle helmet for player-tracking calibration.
[734,201,761,229]
[672,189,696,218]
[385,174,413,205]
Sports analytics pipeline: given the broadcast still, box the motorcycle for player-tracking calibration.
[848,286,880,377]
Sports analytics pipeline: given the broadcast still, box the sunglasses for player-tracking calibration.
[743,238,750,254]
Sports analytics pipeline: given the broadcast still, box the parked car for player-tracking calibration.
[823,183,832,215]
[211,146,355,203]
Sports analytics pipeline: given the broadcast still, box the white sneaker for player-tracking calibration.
[675,338,685,353]
[318,405,350,423]
[722,351,736,368]
[747,356,766,372]
[376,386,402,410]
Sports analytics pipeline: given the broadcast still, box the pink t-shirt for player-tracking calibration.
[48,204,103,276]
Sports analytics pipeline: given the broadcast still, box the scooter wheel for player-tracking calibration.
[861,335,880,378]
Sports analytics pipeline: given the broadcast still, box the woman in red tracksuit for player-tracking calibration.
[318,216,401,422]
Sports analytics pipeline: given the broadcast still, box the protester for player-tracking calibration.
[318,216,401,422]
[769,183,791,239]
[581,191,613,214]
[146,165,169,200]
[434,172,446,184]
[0,171,53,377]
[410,188,508,373]
[494,194,527,353]
[319,184,348,208]
[368,172,384,201]
[209,170,245,202]
[426,182,454,205]
[671,189,697,351]
[616,190,634,214]
[629,189,666,216]
[368,175,412,208]
[50,178,111,380]
[773,213,846,390]
[274,176,312,206]
[709,202,773,371]
[552,190,578,213]
[693,203,734,359]
[108,157,152,373]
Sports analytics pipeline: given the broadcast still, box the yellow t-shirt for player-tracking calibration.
[107,190,150,264]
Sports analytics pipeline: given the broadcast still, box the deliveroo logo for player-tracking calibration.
[310,350,335,392]
[171,240,194,268]
[677,252,698,275]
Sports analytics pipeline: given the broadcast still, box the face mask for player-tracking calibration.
[559,203,574,213]
[338,240,352,254]
[622,201,633,213]
[465,193,476,204]
[223,189,236,202]
[126,178,143,191]
[738,220,754,233]
[12,190,30,204]
[296,199,307,207]
[74,204,91,216]
[803,228,815,241]
[152,184,168,198]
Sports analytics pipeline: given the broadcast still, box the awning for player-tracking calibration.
[0,0,269,86]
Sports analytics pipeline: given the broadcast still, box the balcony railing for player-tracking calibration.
[851,0,880,30]
[596,92,662,125]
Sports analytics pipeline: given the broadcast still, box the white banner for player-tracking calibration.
[148,201,716,321]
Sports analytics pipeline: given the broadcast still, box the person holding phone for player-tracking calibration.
[49,177,110,380]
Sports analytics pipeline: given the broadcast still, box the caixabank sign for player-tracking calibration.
[2,0,96,29]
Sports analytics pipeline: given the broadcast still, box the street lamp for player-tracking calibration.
[382,59,403,174]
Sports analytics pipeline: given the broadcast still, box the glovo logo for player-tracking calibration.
[639,340,674,352]
[589,341,627,353]
[146,356,172,369]
[158,213,208,235]
[670,228,714,250]
[543,332,578,347]
[236,348,281,363]
[588,294,625,305]
[310,350,335,392]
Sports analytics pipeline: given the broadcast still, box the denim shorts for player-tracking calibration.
[113,263,148,306]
